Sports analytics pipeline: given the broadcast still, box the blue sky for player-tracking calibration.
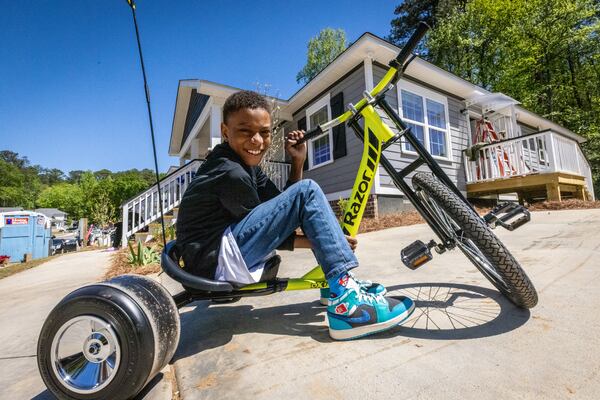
[0,0,398,173]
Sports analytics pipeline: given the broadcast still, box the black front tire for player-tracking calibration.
[412,172,538,309]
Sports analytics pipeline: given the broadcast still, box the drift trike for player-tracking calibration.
[36,22,537,400]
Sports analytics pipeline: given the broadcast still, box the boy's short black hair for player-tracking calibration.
[222,90,271,123]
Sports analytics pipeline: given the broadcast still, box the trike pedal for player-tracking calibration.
[483,202,531,231]
[401,240,433,270]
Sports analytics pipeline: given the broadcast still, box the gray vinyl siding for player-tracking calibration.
[374,65,470,193]
[283,65,367,195]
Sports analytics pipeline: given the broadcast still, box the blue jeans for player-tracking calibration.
[230,179,358,280]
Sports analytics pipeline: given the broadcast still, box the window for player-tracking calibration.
[306,94,333,169]
[398,82,451,159]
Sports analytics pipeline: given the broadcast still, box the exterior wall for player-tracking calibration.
[283,64,367,196]
[374,64,470,195]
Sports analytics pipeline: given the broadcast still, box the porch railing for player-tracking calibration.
[121,159,291,246]
[261,160,291,190]
[464,130,594,199]
[121,159,203,247]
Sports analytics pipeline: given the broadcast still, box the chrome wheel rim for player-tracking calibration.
[50,316,121,394]
[417,189,511,293]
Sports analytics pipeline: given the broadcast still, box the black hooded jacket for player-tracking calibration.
[175,142,295,278]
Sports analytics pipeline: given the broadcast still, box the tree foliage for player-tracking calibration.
[389,0,600,197]
[296,28,348,84]
[0,151,42,208]
[0,150,156,224]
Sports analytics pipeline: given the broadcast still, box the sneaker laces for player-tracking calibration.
[347,271,373,288]
[353,286,386,305]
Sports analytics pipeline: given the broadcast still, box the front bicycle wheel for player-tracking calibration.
[412,172,538,309]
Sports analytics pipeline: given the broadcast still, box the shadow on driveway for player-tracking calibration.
[174,282,530,361]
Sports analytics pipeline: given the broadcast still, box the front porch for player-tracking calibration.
[464,129,594,202]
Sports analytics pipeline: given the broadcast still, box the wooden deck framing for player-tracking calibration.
[466,172,589,202]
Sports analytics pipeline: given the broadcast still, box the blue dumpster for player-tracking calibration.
[0,211,51,262]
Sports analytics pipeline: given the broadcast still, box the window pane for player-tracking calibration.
[309,106,328,128]
[401,90,424,122]
[405,122,424,152]
[312,135,331,166]
[426,99,446,129]
[429,128,446,157]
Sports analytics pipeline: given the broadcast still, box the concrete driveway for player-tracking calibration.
[172,209,600,400]
[0,250,111,399]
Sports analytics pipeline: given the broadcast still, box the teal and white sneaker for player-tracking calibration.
[327,284,415,341]
[319,272,386,306]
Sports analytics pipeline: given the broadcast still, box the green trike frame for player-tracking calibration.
[163,22,537,310]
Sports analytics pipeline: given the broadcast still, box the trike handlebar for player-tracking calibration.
[391,21,430,69]
[294,126,322,146]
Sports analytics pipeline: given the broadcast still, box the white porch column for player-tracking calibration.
[364,55,374,91]
[179,157,187,167]
[210,104,222,149]
[190,138,202,159]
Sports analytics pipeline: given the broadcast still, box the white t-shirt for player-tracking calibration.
[214,227,273,285]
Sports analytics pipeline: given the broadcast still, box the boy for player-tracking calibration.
[176,90,414,340]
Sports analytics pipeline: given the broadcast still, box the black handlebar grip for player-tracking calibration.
[392,21,430,68]
[294,126,322,146]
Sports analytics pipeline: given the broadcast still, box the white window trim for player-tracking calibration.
[397,80,453,162]
[306,93,334,170]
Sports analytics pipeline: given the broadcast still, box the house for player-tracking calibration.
[35,208,68,231]
[120,32,594,244]
[0,207,24,213]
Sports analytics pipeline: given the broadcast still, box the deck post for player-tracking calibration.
[546,182,561,202]
[575,185,586,201]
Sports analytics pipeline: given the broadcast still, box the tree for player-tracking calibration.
[68,170,84,183]
[388,0,467,50]
[39,168,65,185]
[0,150,29,169]
[390,0,600,197]
[37,183,85,220]
[296,28,347,84]
[0,151,42,208]
[94,169,112,181]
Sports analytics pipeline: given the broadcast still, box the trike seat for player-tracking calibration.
[161,240,280,293]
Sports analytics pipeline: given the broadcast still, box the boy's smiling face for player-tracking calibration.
[221,107,272,167]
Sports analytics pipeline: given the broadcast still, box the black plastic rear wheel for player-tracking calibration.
[412,172,538,309]
[37,275,180,399]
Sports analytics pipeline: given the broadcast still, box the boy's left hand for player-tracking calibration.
[285,130,307,165]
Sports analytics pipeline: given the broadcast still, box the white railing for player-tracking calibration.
[487,113,521,139]
[121,159,291,246]
[262,161,291,191]
[464,130,594,199]
[121,160,203,247]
